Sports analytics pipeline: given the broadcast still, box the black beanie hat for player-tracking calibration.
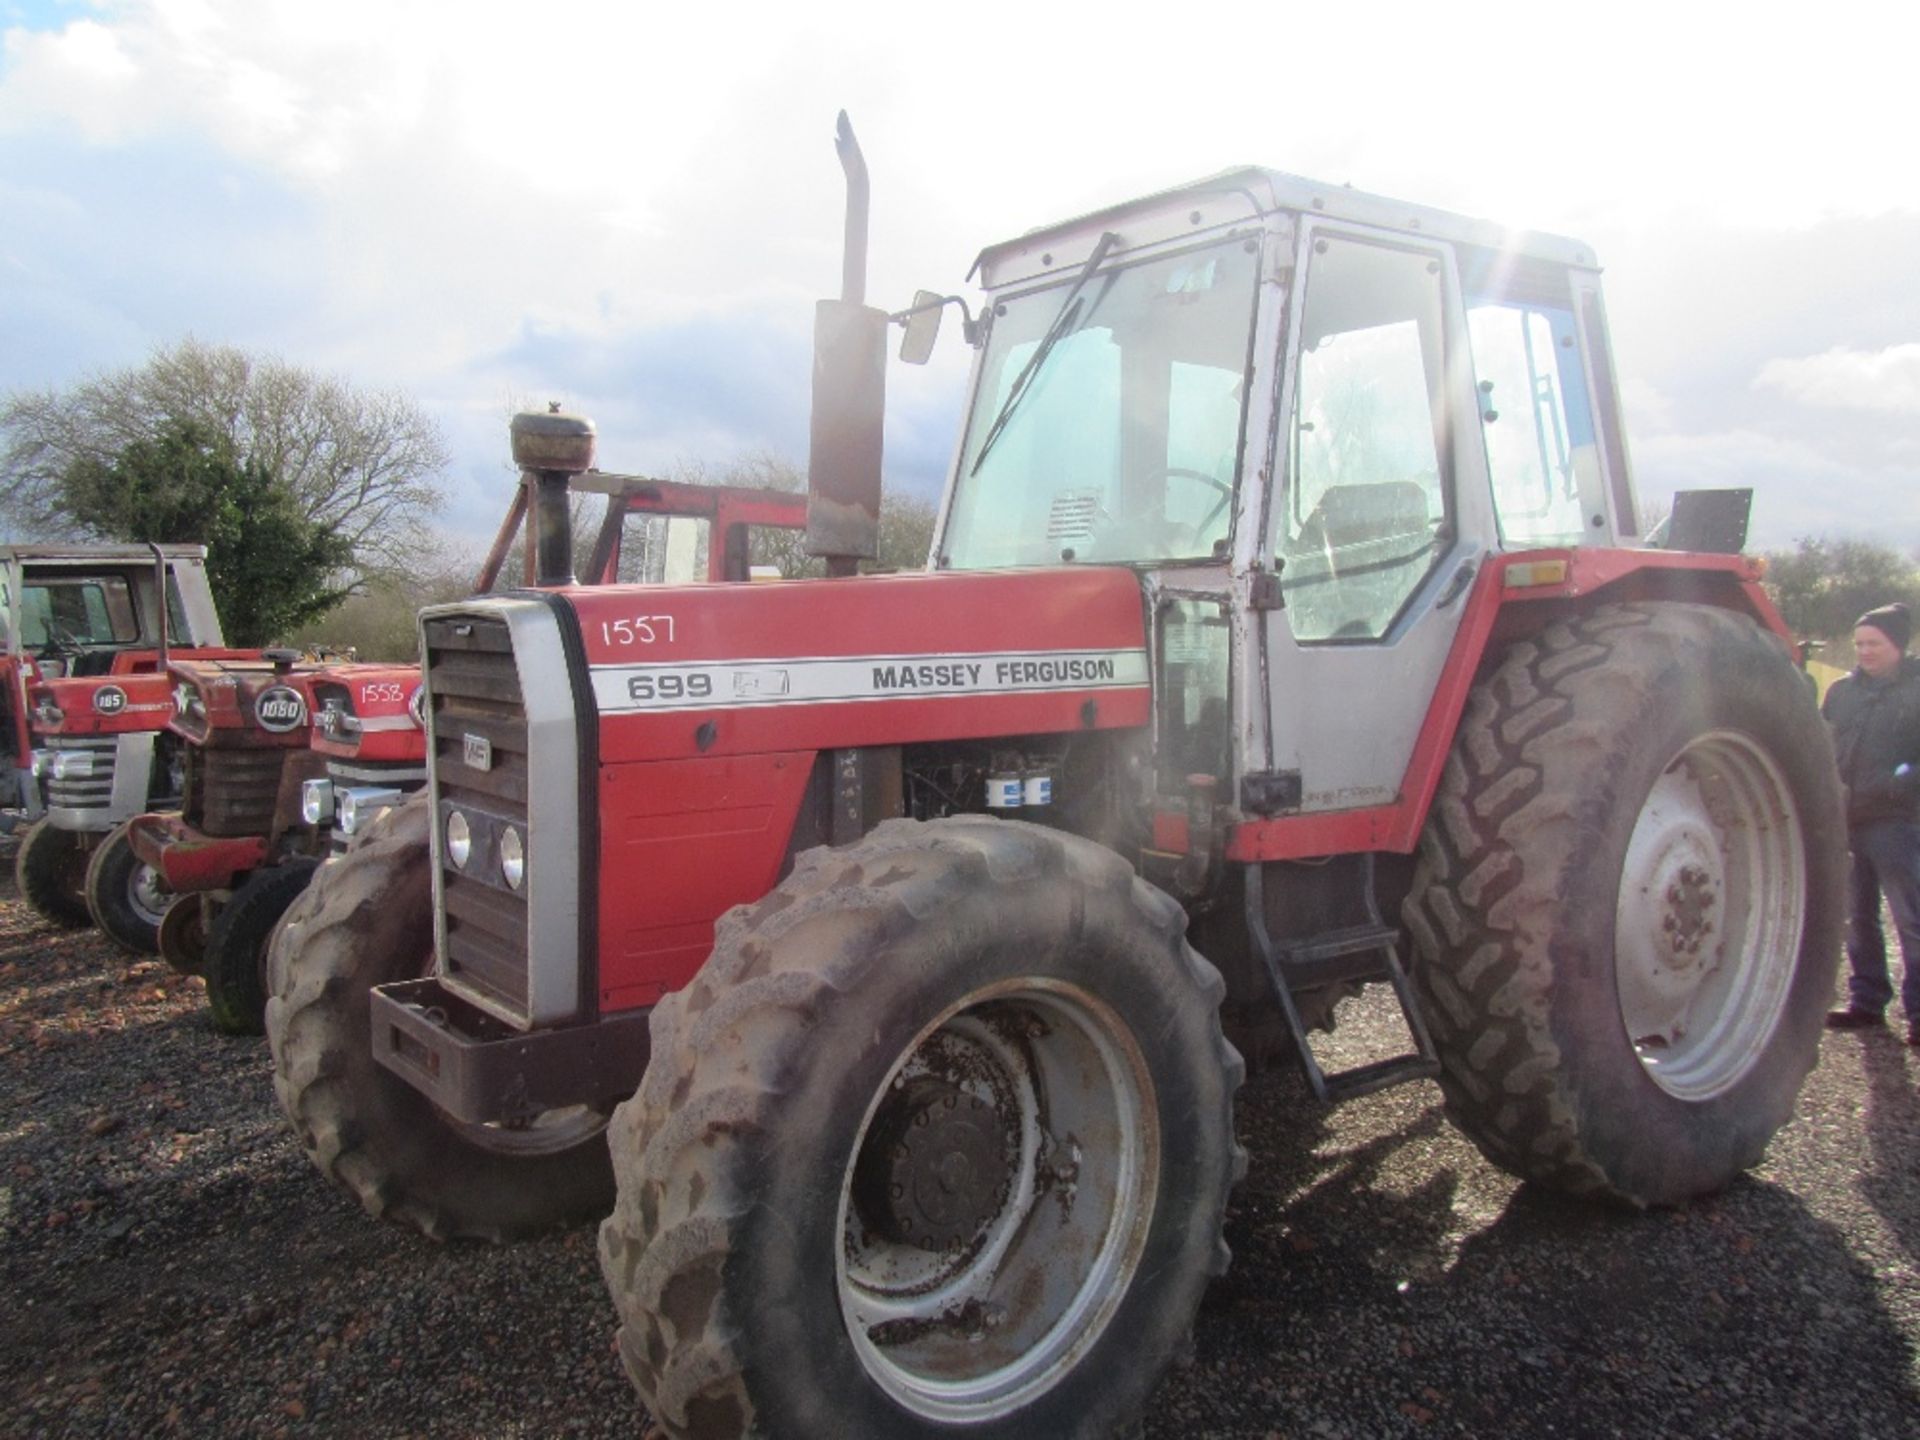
[1857,602,1912,654]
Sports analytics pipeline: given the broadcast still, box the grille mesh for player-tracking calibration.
[425,615,531,1017]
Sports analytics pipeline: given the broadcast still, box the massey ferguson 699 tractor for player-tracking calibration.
[267,120,1844,1439]
[1,544,248,938]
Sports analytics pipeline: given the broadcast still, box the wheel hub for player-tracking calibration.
[130,862,171,925]
[1650,847,1723,989]
[853,1076,1012,1251]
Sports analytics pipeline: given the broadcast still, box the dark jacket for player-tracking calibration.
[1823,655,1920,826]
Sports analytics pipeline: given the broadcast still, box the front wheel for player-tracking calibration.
[266,796,613,1240]
[1404,602,1847,1206]
[15,820,90,929]
[598,817,1243,1439]
[204,859,319,1035]
[85,820,173,956]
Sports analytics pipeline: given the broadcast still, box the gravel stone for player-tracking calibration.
[2,856,1917,1437]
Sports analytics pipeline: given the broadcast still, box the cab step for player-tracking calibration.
[1244,857,1440,1103]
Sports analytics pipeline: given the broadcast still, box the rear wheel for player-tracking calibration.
[1404,602,1846,1205]
[598,817,1243,1439]
[204,859,320,1035]
[85,820,172,956]
[266,796,613,1239]
[15,820,90,929]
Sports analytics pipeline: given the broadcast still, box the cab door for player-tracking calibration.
[1256,224,1494,818]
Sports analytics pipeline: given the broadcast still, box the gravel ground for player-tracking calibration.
[2,861,1917,1439]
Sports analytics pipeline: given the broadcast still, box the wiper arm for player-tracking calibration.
[969,230,1120,477]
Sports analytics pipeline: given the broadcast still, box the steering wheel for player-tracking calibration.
[1163,466,1235,544]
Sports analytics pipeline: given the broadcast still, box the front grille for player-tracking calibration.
[326,758,430,854]
[425,615,531,1018]
[186,748,286,836]
[47,737,116,812]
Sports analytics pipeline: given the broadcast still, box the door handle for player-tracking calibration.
[1435,557,1478,610]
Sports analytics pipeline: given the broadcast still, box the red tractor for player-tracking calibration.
[2,543,251,939]
[147,652,439,1033]
[269,122,1844,1439]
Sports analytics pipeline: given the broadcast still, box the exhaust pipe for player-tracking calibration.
[805,111,887,578]
[510,405,597,587]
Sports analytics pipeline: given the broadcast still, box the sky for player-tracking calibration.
[2,0,1915,556]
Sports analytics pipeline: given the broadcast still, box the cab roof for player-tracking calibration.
[2,544,210,567]
[972,166,1598,291]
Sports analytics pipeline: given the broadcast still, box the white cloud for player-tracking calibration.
[1753,345,1920,414]
[2,1,1918,556]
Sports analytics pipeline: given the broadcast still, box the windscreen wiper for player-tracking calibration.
[969,231,1120,477]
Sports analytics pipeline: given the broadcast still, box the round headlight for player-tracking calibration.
[499,826,525,890]
[301,778,333,826]
[447,810,472,868]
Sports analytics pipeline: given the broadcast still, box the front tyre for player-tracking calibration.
[85,819,173,956]
[598,817,1243,1440]
[265,796,612,1240]
[204,859,319,1035]
[1404,602,1846,1206]
[15,820,90,929]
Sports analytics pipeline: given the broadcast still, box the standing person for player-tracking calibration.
[1823,602,1920,1045]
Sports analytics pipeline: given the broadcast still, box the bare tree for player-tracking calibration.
[1,338,449,582]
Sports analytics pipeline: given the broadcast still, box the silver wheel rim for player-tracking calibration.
[836,979,1157,1422]
[450,1103,608,1156]
[127,862,171,927]
[1615,729,1806,1100]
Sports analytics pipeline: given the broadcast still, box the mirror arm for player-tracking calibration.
[890,293,980,345]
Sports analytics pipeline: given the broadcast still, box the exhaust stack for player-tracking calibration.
[510,406,596,587]
[805,112,887,578]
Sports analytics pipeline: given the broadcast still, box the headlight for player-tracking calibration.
[49,750,95,781]
[338,785,403,836]
[499,826,525,890]
[29,749,53,779]
[302,779,334,826]
[446,809,472,867]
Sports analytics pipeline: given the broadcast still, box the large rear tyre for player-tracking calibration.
[15,820,90,929]
[204,859,319,1035]
[598,817,1244,1440]
[1404,603,1846,1206]
[265,795,613,1240]
[85,819,172,956]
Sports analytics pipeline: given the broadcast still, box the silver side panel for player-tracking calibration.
[107,732,155,822]
[421,597,582,1030]
[169,557,226,647]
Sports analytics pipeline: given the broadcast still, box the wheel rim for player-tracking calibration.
[1614,729,1806,1100]
[449,1104,609,1157]
[126,862,172,927]
[836,980,1157,1422]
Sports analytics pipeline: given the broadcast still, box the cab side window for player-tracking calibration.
[1466,300,1595,547]
[1278,237,1451,642]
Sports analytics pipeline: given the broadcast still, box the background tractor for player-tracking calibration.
[268,120,1844,1439]
[2,543,252,939]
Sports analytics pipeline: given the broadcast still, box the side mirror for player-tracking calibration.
[898,290,945,365]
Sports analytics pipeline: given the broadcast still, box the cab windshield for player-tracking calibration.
[941,237,1261,570]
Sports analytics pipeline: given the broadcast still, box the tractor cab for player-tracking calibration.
[930,169,1655,842]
